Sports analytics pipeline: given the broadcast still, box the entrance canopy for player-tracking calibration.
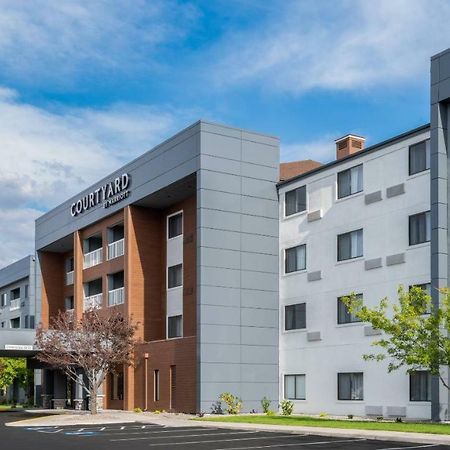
[0,329,37,357]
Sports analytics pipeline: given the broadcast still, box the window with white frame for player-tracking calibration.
[168,212,183,239]
[285,303,306,330]
[168,264,183,288]
[0,293,6,307]
[285,244,306,274]
[337,164,363,199]
[337,229,363,261]
[284,374,305,400]
[410,371,431,401]
[285,186,306,217]
[338,372,363,400]
[337,294,362,324]
[168,315,182,338]
[409,140,430,175]
[409,211,430,245]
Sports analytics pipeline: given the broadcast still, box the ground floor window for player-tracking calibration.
[110,372,124,401]
[410,371,431,401]
[154,369,160,401]
[338,372,363,400]
[284,374,305,400]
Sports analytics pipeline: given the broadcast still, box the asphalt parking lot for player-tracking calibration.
[2,415,450,450]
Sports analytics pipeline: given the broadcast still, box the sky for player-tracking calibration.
[1,0,450,268]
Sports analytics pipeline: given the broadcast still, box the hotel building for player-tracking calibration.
[34,121,280,412]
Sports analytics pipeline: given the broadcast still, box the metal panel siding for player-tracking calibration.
[0,256,31,288]
[197,125,279,412]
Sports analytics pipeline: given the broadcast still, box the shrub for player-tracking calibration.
[347,414,354,420]
[133,407,143,413]
[219,392,242,415]
[319,412,328,418]
[376,416,383,421]
[266,409,276,416]
[280,399,294,416]
[395,417,403,423]
[261,396,271,414]
[211,400,223,415]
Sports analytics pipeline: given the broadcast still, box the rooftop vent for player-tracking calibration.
[335,134,365,160]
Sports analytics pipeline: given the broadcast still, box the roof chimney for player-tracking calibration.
[335,134,365,160]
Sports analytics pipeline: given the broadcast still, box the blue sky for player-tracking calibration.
[0,0,449,266]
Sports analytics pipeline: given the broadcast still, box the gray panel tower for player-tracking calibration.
[431,49,450,421]
[197,122,280,412]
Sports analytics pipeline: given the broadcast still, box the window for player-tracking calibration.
[409,211,430,245]
[24,284,29,298]
[285,303,306,330]
[65,296,75,310]
[10,317,20,329]
[168,212,183,239]
[337,164,363,199]
[285,244,306,274]
[10,287,20,300]
[0,293,6,307]
[284,374,305,400]
[338,372,364,400]
[110,372,124,401]
[285,186,306,217]
[1,322,4,328]
[410,371,431,401]
[409,140,430,175]
[337,229,363,261]
[154,370,160,401]
[29,316,35,329]
[168,315,182,338]
[168,264,183,288]
[337,294,362,324]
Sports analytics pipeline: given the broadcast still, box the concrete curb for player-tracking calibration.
[192,420,450,446]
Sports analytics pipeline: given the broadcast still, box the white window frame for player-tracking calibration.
[167,264,183,290]
[284,185,308,219]
[167,210,184,241]
[166,314,183,339]
[337,164,363,200]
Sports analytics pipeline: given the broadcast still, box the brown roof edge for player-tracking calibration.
[280,160,322,181]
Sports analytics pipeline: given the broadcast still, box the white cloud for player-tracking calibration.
[0,87,198,268]
[0,0,198,83]
[212,0,450,93]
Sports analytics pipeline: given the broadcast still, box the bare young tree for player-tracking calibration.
[36,309,138,414]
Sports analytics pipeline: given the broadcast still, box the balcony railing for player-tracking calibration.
[83,293,103,310]
[108,239,124,260]
[83,248,103,269]
[108,287,125,306]
[66,270,74,285]
[10,298,21,311]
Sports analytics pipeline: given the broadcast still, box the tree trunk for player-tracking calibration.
[90,388,97,415]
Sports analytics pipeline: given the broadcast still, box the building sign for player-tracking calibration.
[70,173,131,217]
[5,344,33,351]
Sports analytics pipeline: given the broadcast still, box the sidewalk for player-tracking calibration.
[5,410,450,446]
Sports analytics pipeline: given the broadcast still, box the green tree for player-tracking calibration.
[0,358,31,391]
[343,286,450,389]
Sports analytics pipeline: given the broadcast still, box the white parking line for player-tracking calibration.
[213,439,366,450]
[144,434,310,447]
[377,445,439,450]
[101,427,213,437]
[111,430,259,442]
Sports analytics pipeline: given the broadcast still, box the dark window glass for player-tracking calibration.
[168,264,183,288]
[337,294,362,324]
[285,186,307,216]
[409,211,430,245]
[337,229,363,261]
[285,244,306,273]
[0,293,6,307]
[24,285,29,298]
[410,371,431,401]
[168,213,183,239]
[337,165,363,199]
[29,316,35,329]
[285,303,306,330]
[338,372,364,400]
[10,317,20,328]
[168,315,182,338]
[154,370,160,401]
[284,374,305,400]
[409,140,430,175]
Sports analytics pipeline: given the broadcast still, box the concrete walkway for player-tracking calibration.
[5,410,450,446]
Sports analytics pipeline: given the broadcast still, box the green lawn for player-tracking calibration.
[196,415,450,435]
